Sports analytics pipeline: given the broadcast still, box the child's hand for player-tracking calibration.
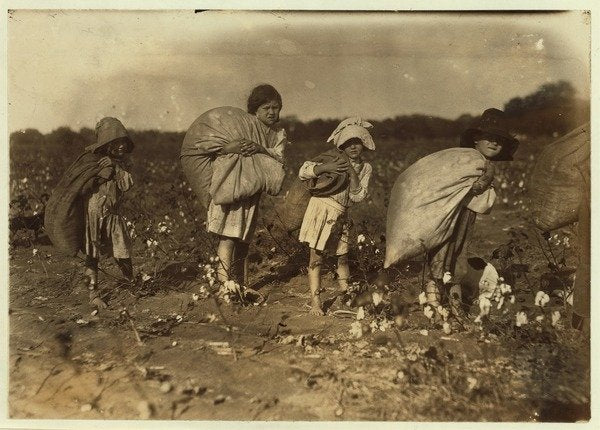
[240,139,263,157]
[222,140,244,154]
[98,156,114,169]
[315,158,349,175]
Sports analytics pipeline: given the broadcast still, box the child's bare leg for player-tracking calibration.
[115,257,134,281]
[84,256,98,286]
[336,253,350,292]
[308,249,324,315]
[216,237,235,283]
[233,240,249,286]
[85,256,107,309]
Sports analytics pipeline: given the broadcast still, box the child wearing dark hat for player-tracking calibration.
[45,117,135,309]
[425,108,519,315]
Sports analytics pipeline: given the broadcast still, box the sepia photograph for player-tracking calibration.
[3,4,594,425]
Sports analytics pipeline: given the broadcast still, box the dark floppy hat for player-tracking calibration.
[460,108,519,161]
[85,117,134,154]
[305,149,349,197]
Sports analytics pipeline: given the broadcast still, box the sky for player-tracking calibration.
[7,10,591,133]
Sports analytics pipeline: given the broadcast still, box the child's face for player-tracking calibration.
[341,139,364,160]
[108,139,129,159]
[474,137,503,160]
[255,100,281,126]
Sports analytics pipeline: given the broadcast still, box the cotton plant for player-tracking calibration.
[217,280,243,304]
[355,231,383,257]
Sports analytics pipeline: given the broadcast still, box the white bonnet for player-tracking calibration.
[327,117,375,150]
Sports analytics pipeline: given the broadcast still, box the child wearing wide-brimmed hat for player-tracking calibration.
[45,117,135,309]
[297,117,375,315]
[425,108,519,315]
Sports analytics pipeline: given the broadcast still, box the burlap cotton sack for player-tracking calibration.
[44,152,105,256]
[209,153,285,205]
[180,106,285,208]
[384,148,488,268]
[529,123,590,232]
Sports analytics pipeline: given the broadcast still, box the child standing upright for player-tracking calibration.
[298,118,375,315]
[204,84,287,285]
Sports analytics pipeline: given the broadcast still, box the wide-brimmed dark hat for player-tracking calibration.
[85,117,134,154]
[460,108,519,161]
[305,149,349,197]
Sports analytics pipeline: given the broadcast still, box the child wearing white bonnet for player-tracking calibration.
[297,117,375,315]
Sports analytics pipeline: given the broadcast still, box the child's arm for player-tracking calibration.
[340,153,361,194]
[470,162,496,196]
[221,140,244,155]
[80,160,115,196]
[250,128,287,162]
[298,158,349,180]
[349,163,372,203]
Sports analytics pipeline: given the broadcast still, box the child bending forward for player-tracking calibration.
[83,118,135,308]
[45,117,134,310]
[298,117,375,315]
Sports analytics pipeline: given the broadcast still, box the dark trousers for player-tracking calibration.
[428,207,477,283]
[85,255,134,280]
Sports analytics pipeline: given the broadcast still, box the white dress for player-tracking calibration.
[298,159,372,255]
[206,128,287,242]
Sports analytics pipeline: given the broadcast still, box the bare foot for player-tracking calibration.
[91,297,108,309]
[309,295,324,316]
[89,290,108,309]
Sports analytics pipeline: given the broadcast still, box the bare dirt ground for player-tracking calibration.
[8,207,590,422]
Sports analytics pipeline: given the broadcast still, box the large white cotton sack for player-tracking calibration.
[529,123,590,232]
[384,147,487,268]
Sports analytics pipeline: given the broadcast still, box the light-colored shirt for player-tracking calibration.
[299,159,372,207]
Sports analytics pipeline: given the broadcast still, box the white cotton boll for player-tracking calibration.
[423,305,434,320]
[443,272,452,284]
[372,292,383,306]
[536,315,544,323]
[551,310,561,327]
[534,291,550,307]
[496,296,505,310]
[442,322,452,334]
[418,292,427,305]
[356,307,365,320]
[515,311,528,327]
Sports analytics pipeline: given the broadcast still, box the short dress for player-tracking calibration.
[84,165,133,259]
[298,159,372,255]
[206,128,287,242]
